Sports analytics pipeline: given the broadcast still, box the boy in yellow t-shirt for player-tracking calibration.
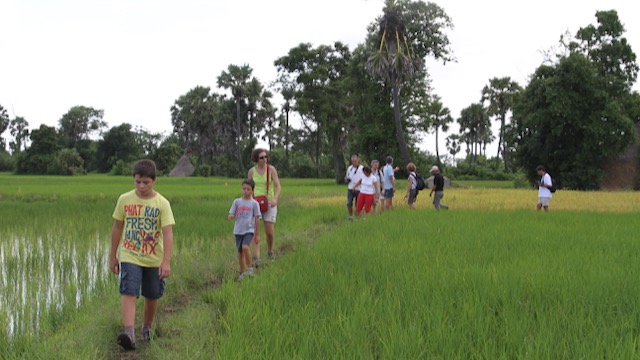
[110,159,175,351]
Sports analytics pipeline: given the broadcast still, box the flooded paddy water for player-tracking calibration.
[0,231,112,338]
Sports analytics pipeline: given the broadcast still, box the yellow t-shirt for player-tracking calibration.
[112,190,175,267]
[253,166,275,199]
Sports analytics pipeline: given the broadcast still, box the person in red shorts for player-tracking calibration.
[353,166,379,218]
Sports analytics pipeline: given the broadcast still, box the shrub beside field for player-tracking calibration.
[1,174,640,359]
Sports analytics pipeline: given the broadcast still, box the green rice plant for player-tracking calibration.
[211,210,640,359]
[3,173,640,359]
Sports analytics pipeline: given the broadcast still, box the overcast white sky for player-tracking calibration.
[1,0,639,156]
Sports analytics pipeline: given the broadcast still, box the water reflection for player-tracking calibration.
[0,233,111,337]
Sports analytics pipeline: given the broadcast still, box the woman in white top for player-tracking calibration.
[353,166,379,217]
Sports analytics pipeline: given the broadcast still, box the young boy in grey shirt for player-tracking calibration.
[228,179,262,279]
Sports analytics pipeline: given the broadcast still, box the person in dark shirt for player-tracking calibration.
[429,165,448,211]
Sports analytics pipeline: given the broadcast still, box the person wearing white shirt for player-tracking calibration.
[344,155,363,219]
[353,166,379,217]
[536,165,553,212]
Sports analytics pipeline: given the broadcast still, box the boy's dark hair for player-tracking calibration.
[133,159,157,179]
[243,178,256,190]
[536,165,546,172]
[362,166,372,175]
[251,148,268,162]
[386,156,393,164]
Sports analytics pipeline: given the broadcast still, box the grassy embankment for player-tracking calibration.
[1,173,639,359]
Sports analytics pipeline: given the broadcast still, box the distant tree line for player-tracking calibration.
[0,4,638,190]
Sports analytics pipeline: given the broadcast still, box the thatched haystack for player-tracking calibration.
[168,155,194,177]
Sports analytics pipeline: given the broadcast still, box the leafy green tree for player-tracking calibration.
[151,134,183,174]
[423,95,453,166]
[0,105,9,150]
[514,10,638,190]
[15,124,62,174]
[569,10,638,97]
[170,86,238,175]
[96,123,143,173]
[8,116,29,154]
[514,54,635,189]
[275,42,352,181]
[51,148,84,175]
[481,77,522,169]
[58,106,107,148]
[366,0,453,165]
[134,126,163,156]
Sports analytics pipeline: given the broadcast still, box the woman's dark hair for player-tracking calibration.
[243,178,256,190]
[132,159,157,179]
[536,165,545,172]
[362,166,372,175]
[251,148,268,163]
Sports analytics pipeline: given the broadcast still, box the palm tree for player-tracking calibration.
[424,95,453,166]
[481,77,522,169]
[366,0,423,165]
[217,64,252,174]
[458,103,491,167]
[366,0,454,166]
[280,83,295,161]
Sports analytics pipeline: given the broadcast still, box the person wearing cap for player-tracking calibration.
[429,165,448,211]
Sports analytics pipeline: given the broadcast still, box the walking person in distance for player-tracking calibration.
[429,165,448,211]
[535,165,553,212]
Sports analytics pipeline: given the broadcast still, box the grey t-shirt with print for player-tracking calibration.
[229,198,262,235]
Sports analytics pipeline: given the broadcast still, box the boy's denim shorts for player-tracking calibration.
[235,233,253,252]
[120,262,165,299]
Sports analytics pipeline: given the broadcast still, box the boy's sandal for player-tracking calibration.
[117,333,136,350]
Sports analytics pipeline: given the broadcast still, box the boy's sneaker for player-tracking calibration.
[238,272,246,281]
[268,252,275,260]
[252,257,261,264]
[142,326,152,342]
[247,267,254,277]
[117,333,136,351]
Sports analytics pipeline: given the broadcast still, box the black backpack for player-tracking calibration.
[412,173,426,191]
[542,175,557,193]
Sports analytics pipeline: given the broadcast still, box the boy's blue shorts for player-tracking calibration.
[235,233,253,253]
[119,262,165,299]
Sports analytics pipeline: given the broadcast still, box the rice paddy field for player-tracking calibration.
[1,173,640,359]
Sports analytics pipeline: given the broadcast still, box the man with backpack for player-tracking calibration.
[536,165,554,212]
[429,165,448,211]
